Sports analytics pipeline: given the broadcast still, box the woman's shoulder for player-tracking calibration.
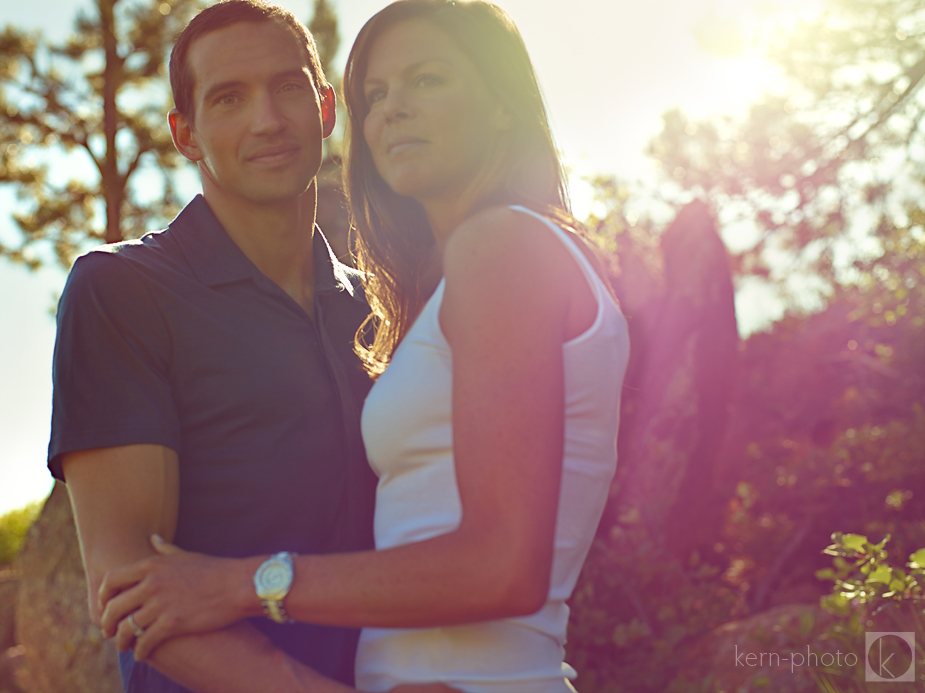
[443,205,566,279]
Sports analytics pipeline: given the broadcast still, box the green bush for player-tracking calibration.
[812,533,925,691]
[0,502,41,565]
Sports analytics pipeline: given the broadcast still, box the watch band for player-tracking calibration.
[262,596,290,624]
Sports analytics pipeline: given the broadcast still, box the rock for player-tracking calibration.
[0,571,19,652]
[671,604,844,693]
[0,646,25,693]
[611,201,738,554]
[14,483,121,693]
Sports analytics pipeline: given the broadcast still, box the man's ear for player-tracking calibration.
[320,84,336,139]
[168,108,203,162]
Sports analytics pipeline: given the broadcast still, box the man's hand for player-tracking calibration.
[99,535,257,661]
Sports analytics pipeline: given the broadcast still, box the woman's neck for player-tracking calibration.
[421,189,511,256]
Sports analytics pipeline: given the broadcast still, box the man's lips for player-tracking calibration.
[387,138,427,155]
[246,144,299,164]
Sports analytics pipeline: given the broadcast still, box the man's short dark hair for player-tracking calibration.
[170,0,328,121]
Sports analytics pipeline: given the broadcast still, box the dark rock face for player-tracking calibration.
[1,568,23,693]
[14,483,121,693]
[611,200,739,554]
[0,646,25,693]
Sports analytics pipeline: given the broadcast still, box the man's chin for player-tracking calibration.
[208,182,314,208]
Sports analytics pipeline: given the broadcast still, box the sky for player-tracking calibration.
[0,0,803,514]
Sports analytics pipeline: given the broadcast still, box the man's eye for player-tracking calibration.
[280,82,304,93]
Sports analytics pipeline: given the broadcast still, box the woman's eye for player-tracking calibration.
[415,73,442,88]
[366,88,386,105]
[218,94,239,106]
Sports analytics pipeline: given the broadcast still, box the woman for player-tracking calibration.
[100,1,629,691]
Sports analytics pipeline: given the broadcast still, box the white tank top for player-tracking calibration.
[356,206,630,693]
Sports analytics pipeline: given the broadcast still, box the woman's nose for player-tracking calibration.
[382,87,412,121]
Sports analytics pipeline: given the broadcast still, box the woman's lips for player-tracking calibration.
[387,138,426,155]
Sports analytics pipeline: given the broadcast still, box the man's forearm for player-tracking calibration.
[145,621,351,693]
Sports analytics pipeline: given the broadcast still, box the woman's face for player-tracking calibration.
[361,19,509,205]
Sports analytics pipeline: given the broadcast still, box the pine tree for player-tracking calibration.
[0,0,202,270]
[646,0,924,308]
[308,0,340,78]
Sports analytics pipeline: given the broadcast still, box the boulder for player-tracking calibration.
[0,571,18,652]
[671,604,845,692]
[0,646,25,693]
[14,483,120,693]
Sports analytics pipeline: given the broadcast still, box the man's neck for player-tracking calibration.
[202,182,318,314]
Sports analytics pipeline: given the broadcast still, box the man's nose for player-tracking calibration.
[251,91,286,134]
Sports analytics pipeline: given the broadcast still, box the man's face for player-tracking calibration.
[173,21,333,206]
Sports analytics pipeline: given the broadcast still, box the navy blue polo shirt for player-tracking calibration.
[49,195,377,689]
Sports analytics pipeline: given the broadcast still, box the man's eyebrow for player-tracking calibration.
[274,68,313,82]
[201,69,312,104]
[202,80,245,104]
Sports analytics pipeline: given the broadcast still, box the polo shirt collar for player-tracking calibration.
[170,194,357,297]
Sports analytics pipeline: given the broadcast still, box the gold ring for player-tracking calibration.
[127,613,145,638]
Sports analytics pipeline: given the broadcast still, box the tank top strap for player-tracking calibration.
[506,205,606,301]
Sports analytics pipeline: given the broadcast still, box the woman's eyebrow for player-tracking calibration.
[364,58,454,86]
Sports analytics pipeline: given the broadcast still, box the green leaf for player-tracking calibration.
[872,534,892,551]
[821,593,850,616]
[908,548,925,569]
[867,565,892,584]
[841,534,868,552]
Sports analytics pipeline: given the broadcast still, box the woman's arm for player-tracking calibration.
[101,207,590,659]
[285,207,575,625]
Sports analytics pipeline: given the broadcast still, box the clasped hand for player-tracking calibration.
[99,535,245,661]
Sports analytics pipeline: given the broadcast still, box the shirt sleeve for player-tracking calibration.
[48,250,180,480]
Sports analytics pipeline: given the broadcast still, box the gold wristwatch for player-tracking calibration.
[253,552,295,624]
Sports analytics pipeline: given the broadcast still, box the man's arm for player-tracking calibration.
[63,444,351,693]
[64,445,178,625]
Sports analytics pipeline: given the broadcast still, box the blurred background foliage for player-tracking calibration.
[1,0,923,691]
[0,0,204,269]
[566,0,924,690]
[0,504,40,567]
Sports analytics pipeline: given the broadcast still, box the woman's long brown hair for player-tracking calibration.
[343,0,576,376]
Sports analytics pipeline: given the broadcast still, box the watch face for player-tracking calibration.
[255,557,293,600]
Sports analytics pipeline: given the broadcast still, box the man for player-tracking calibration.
[49,2,376,691]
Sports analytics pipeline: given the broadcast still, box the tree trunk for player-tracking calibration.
[101,0,124,245]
